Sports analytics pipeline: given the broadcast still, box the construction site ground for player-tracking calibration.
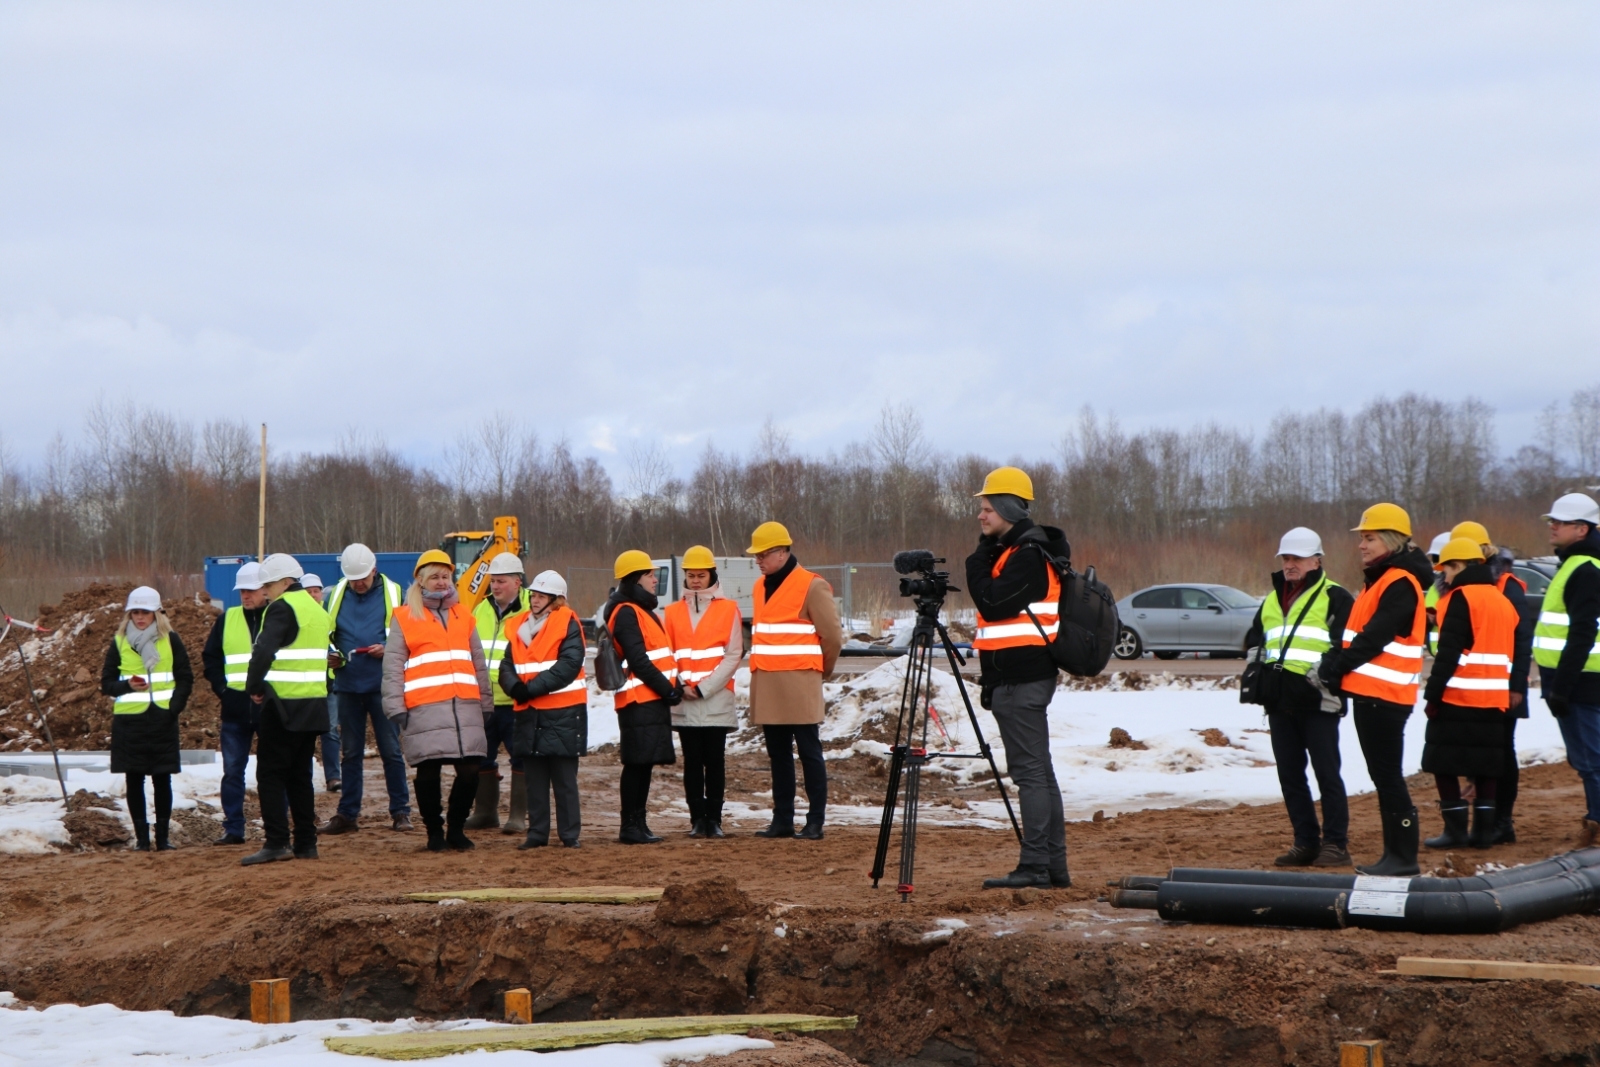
[3,751,1598,1067]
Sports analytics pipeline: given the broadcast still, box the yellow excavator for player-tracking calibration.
[439,515,524,611]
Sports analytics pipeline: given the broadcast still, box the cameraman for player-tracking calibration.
[965,466,1071,890]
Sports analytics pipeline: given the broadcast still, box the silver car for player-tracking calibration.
[1113,584,1261,660]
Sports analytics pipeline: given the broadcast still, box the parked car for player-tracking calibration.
[1113,584,1261,660]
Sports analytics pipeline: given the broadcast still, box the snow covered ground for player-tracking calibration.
[0,997,770,1066]
[0,756,233,856]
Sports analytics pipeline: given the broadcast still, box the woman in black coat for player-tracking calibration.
[99,586,193,851]
[602,551,681,845]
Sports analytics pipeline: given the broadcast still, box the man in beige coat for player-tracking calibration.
[746,521,842,839]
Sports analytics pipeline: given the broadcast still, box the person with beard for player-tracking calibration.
[603,550,681,844]
[1319,503,1436,877]
[1243,527,1355,867]
[1534,493,1600,849]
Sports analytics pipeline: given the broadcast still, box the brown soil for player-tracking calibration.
[2,756,1598,1066]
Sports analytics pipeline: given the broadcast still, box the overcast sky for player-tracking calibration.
[2,3,1595,474]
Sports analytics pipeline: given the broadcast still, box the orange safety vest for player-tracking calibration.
[1435,584,1518,710]
[972,546,1062,651]
[1496,571,1527,596]
[750,565,827,672]
[1340,567,1426,705]
[391,603,481,710]
[504,606,588,712]
[608,601,678,709]
[663,596,740,693]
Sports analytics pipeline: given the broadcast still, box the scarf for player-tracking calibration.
[683,584,723,623]
[124,617,163,672]
[517,606,552,645]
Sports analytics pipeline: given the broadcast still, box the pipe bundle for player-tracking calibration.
[1106,848,1600,934]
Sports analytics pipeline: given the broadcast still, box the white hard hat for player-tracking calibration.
[300,573,324,590]
[126,586,162,613]
[1427,532,1452,559]
[259,553,305,584]
[1545,493,1600,525]
[233,562,264,591]
[529,569,567,597]
[339,543,377,581]
[1276,527,1324,558]
[488,552,525,576]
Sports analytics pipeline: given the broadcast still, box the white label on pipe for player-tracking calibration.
[1353,876,1413,893]
[1347,890,1409,918]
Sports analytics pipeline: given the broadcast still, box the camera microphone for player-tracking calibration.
[892,549,939,575]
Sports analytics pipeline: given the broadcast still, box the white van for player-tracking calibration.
[650,554,762,620]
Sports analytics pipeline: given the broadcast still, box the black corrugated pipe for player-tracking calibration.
[1109,847,1600,895]
[1144,865,1600,933]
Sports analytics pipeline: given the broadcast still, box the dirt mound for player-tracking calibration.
[655,875,752,926]
[0,583,223,752]
[63,808,130,849]
[1107,727,1146,750]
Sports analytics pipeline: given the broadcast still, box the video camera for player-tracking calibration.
[892,549,957,603]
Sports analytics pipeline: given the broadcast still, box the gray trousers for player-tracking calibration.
[526,755,581,846]
[990,679,1066,870]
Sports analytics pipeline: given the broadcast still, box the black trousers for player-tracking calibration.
[124,772,173,844]
[677,726,730,819]
[620,763,654,819]
[256,711,319,850]
[763,723,827,827]
[1353,698,1413,813]
[1267,708,1348,848]
[1500,716,1520,817]
[526,755,581,845]
[415,758,479,833]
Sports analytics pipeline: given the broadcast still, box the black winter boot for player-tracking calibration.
[1424,804,1470,850]
[132,820,151,852]
[983,865,1051,889]
[706,806,726,839]
[1357,809,1419,877]
[418,787,446,852]
[1492,814,1517,845]
[154,821,175,852]
[618,811,659,845]
[1469,804,1498,849]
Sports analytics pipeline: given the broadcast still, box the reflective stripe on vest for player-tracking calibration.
[750,565,828,671]
[505,605,588,711]
[1340,567,1426,703]
[475,588,531,706]
[392,603,480,708]
[608,601,678,708]
[972,546,1061,650]
[265,590,333,699]
[220,606,257,691]
[113,631,175,712]
[1533,555,1600,672]
[664,596,741,691]
[1258,573,1339,675]
[1436,584,1519,709]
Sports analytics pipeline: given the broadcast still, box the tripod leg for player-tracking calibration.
[938,621,1023,844]
[870,745,906,888]
[897,752,924,902]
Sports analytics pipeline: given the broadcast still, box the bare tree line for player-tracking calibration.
[0,389,1595,599]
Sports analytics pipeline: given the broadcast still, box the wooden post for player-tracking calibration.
[257,423,268,560]
[250,978,290,1024]
[1340,1040,1384,1067]
[504,987,532,1024]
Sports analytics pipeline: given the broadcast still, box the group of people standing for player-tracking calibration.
[1252,492,1600,877]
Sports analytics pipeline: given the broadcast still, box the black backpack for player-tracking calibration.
[1023,540,1120,678]
[591,603,627,692]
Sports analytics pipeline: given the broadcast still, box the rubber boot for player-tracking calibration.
[463,770,501,830]
[1357,809,1419,877]
[501,771,527,836]
[1424,804,1470,850]
[1469,804,1498,849]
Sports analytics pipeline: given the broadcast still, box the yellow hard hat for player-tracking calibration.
[414,548,453,576]
[1351,502,1412,538]
[682,545,716,570]
[1435,536,1486,570]
[974,465,1034,501]
[1451,521,1491,548]
[613,549,654,581]
[746,521,793,555]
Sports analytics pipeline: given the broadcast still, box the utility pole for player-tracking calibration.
[257,423,267,560]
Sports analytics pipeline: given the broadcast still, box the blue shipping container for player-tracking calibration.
[204,552,421,610]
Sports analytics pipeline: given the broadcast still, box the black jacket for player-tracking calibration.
[1321,545,1435,691]
[100,630,193,776]
[605,583,679,702]
[201,605,265,725]
[1244,569,1354,714]
[501,613,589,760]
[1542,529,1600,706]
[245,583,331,733]
[966,518,1069,686]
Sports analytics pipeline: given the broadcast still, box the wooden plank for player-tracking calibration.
[250,978,289,1024]
[406,886,664,905]
[1340,1040,1384,1067]
[325,1013,858,1060]
[1396,957,1600,984]
[503,988,531,1024]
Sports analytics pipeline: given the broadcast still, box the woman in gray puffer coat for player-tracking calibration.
[382,554,492,852]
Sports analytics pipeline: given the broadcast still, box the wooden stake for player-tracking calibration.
[250,978,290,1024]
[257,423,268,560]
[1395,957,1600,984]
[1340,1040,1384,1067]
[503,988,532,1024]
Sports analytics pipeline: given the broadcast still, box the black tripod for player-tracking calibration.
[870,594,1021,902]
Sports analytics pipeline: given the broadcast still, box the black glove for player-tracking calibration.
[1547,692,1572,718]
[506,680,532,704]
[664,685,683,707]
[980,683,995,711]
[1316,653,1342,692]
[1424,700,1442,720]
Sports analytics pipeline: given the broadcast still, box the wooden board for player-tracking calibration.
[1395,957,1600,984]
[405,886,664,904]
[325,1013,858,1060]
